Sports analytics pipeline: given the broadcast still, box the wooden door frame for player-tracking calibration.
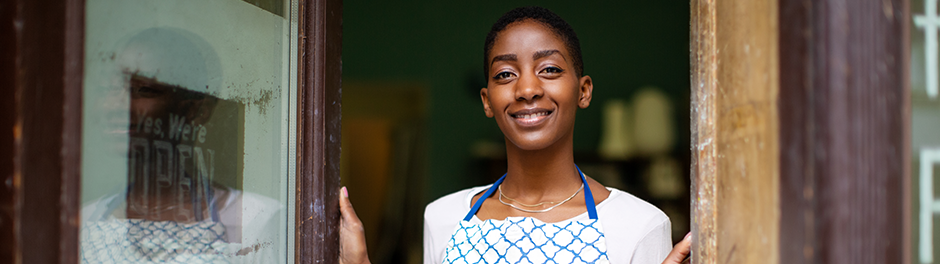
[4,0,85,262]
[691,0,910,263]
[3,0,343,263]
[689,1,781,262]
[777,0,910,263]
[297,0,343,262]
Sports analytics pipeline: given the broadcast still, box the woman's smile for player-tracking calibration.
[509,107,554,127]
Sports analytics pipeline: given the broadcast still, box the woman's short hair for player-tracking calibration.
[483,6,584,79]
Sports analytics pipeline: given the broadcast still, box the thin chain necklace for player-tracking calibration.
[498,183,583,213]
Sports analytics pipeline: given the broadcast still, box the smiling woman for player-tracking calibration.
[339,6,690,264]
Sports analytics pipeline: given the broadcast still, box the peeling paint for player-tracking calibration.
[699,138,713,151]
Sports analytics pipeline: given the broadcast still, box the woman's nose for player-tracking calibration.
[514,73,543,102]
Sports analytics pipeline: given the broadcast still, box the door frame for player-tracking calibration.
[776,0,910,263]
[4,0,85,262]
[690,0,911,263]
[297,0,344,262]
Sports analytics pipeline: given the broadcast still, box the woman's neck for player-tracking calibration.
[500,135,582,201]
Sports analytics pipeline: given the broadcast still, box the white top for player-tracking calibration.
[424,185,672,264]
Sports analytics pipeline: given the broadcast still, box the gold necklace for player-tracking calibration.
[498,183,583,213]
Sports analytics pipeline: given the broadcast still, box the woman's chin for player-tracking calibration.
[506,134,563,151]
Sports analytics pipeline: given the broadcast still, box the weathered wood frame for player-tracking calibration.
[690,1,781,263]
[691,0,911,263]
[296,0,343,262]
[777,0,910,263]
[4,0,86,262]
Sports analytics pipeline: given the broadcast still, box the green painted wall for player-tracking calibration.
[343,1,690,203]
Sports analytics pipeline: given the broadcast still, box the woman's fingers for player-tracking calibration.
[338,187,371,264]
[662,232,692,264]
[339,187,362,226]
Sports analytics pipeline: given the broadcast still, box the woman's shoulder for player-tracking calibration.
[598,188,673,263]
[597,188,670,232]
[423,185,491,224]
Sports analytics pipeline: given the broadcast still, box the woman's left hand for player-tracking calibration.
[661,232,691,264]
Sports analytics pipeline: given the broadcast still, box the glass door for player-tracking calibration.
[78,0,298,262]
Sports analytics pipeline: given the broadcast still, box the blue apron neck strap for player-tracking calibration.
[577,165,599,220]
[462,165,598,221]
[464,174,506,221]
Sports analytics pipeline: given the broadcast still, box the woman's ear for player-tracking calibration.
[480,88,494,118]
[578,75,594,109]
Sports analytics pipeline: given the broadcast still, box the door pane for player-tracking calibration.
[914,0,940,262]
[79,0,297,262]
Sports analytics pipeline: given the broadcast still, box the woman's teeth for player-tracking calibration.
[517,112,548,119]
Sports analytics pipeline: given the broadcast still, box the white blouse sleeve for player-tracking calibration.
[630,218,673,264]
[423,216,440,264]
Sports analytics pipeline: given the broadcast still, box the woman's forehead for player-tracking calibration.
[490,20,570,60]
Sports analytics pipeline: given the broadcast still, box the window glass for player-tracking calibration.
[79,0,297,262]
[913,0,940,262]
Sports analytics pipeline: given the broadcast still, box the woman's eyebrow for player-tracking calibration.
[491,54,517,66]
[533,49,565,61]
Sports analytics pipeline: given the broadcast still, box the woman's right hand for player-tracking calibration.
[339,187,371,264]
[662,232,692,264]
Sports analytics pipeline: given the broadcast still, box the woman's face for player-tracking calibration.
[481,20,592,151]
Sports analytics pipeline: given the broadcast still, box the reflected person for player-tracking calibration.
[80,27,282,263]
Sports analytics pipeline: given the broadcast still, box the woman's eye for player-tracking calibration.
[541,67,563,74]
[493,71,515,80]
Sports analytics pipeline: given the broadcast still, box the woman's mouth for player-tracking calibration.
[510,108,553,126]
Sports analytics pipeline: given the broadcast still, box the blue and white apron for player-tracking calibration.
[443,167,610,264]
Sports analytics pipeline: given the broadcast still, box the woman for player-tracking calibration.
[340,6,691,264]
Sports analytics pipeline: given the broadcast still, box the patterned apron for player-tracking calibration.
[80,186,231,263]
[443,167,610,264]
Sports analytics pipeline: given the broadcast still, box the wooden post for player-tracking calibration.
[297,0,344,262]
[693,0,910,263]
[778,0,910,263]
[691,0,781,263]
[1,1,17,262]
[6,0,85,263]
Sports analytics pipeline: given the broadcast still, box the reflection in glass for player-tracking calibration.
[80,24,286,263]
